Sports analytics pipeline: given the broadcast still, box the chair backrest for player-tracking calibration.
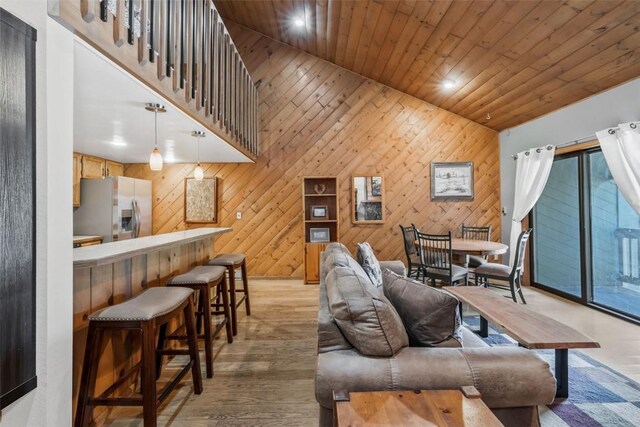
[416,231,452,272]
[461,224,491,241]
[512,228,532,276]
[399,225,418,262]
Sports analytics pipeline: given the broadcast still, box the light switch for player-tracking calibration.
[236,212,242,220]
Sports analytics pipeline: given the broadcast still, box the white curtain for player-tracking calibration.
[596,122,640,215]
[510,146,556,266]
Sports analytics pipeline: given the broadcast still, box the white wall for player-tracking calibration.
[0,1,74,425]
[499,77,640,257]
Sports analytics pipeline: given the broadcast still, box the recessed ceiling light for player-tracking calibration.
[442,80,456,89]
[294,17,305,27]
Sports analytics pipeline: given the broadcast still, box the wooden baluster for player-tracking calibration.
[113,0,125,46]
[172,0,182,91]
[156,0,166,80]
[224,33,230,133]
[193,0,205,111]
[81,0,96,22]
[148,0,155,62]
[138,0,148,65]
[235,53,240,141]
[217,22,224,124]
[204,3,211,117]
[241,68,246,146]
[185,0,193,102]
[230,50,236,137]
[254,83,259,154]
[211,10,218,119]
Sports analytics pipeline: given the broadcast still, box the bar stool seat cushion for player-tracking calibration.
[474,262,511,278]
[206,253,246,266]
[88,287,194,321]
[168,265,227,285]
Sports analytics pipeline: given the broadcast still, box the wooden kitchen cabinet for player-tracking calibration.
[105,160,124,177]
[73,152,82,207]
[81,154,105,179]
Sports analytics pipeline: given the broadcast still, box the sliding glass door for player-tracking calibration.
[532,156,582,297]
[532,148,640,321]
[588,151,640,318]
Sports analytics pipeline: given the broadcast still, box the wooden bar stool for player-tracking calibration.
[206,253,251,336]
[166,265,232,378]
[75,287,202,427]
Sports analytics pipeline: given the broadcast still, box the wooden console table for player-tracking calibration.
[444,286,600,398]
[333,386,502,426]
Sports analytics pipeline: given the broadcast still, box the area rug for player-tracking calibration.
[463,315,640,426]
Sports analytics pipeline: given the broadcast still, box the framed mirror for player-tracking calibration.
[352,175,385,224]
[184,177,218,223]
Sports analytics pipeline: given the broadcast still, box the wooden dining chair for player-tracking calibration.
[399,225,424,280]
[461,224,492,268]
[475,229,532,303]
[416,231,468,287]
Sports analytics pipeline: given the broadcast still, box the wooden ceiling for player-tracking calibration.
[214,0,640,131]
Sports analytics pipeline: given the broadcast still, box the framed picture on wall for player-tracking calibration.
[311,205,329,220]
[309,227,330,243]
[430,162,474,200]
[184,177,218,223]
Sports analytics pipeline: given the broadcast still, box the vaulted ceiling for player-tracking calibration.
[214,0,640,131]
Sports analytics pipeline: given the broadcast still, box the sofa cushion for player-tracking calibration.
[326,267,408,357]
[356,242,383,287]
[323,244,371,284]
[382,269,463,347]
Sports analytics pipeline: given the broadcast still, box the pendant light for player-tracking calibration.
[192,130,206,180]
[145,103,166,171]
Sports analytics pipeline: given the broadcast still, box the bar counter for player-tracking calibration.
[73,227,232,419]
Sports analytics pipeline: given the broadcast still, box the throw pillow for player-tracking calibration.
[382,268,463,347]
[323,245,371,285]
[356,242,383,287]
[326,267,409,357]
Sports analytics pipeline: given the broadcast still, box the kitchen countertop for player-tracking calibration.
[73,228,232,268]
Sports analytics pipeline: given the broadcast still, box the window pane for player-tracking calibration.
[589,151,640,318]
[533,156,582,296]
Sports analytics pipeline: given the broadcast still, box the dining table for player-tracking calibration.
[416,238,509,267]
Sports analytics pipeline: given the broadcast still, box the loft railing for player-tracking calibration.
[49,0,259,159]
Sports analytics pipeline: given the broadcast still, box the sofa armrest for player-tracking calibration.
[380,260,406,277]
[315,347,556,410]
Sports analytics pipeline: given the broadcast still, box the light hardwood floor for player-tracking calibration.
[99,279,640,426]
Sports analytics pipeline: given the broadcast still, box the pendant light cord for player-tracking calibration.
[154,108,158,149]
[197,134,201,165]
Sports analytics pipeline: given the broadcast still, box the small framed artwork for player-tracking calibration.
[311,205,329,220]
[309,227,330,243]
[430,162,474,200]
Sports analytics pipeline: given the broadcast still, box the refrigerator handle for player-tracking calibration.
[135,200,141,238]
[131,200,137,238]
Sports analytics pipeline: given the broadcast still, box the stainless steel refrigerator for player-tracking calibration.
[73,176,152,242]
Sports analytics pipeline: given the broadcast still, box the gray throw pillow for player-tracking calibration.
[382,269,463,347]
[326,267,409,357]
[356,242,383,287]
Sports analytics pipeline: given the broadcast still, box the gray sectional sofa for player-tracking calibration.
[315,242,556,427]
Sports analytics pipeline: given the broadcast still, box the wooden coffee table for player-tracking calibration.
[444,286,600,398]
[333,386,502,426]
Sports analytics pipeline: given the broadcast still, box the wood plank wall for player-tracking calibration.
[125,22,501,278]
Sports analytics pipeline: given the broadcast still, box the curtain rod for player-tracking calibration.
[511,122,639,160]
